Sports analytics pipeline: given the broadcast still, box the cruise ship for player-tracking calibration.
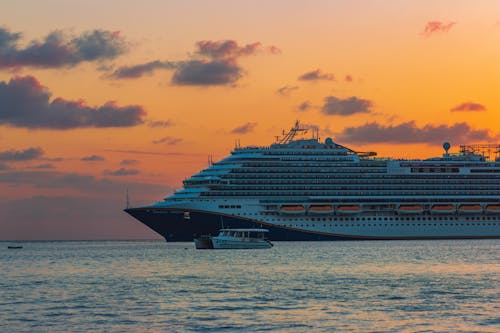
[125,122,500,241]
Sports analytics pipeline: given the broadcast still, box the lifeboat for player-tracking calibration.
[430,204,456,214]
[280,205,306,214]
[336,205,362,214]
[458,204,483,214]
[308,205,334,215]
[398,205,424,214]
[485,204,500,214]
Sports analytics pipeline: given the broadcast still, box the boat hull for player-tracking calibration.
[194,236,213,249]
[211,237,272,249]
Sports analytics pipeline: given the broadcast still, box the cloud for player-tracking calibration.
[152,136,183,145]
[120,159,138,166]
[345,75,353,82]
[0,170,166,197]
[109,39,279,85]
[109,60,175,79]
[450,102,486,112]
[297,101,312,112]
[421,21,456,37]
[298,69,335,81]
[0,171,175,240]
[44,157,64,162]
[32,163,54,169]
[103,168,139,176]
[0,75,146,129]
[148,120,173,128]
[0,147,43,161]
[322,96,373,116]
[301,123,320,132]
[195,40,272,60]
[0,196,162,240]
[336,121,494,144]
[230,122,257,134]
[81,155,105,161]
[105,149,197,157]
[172,60,242,86]
[0,27,127,69]
[276,85,299,96]
[0,162,11,170]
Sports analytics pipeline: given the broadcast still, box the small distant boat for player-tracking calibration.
[7,246,23,249]
[193,235,213,249]
[210,229,273,249]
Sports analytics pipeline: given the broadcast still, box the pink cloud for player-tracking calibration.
[450,102,486,112]
[0,76,145,129]
[230,122,257,134]
[109,39,280,85]
[337,121,494,144]
[421,21,456,37]
[298,69,335,81]
[195,40,280,61]
[276,85,299,96]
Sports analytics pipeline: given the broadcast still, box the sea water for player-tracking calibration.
[0,240,499,332]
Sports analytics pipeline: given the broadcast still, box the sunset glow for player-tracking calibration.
[1,0,499,239]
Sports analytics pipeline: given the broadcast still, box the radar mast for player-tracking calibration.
[460,144,500,161]
[276,120,308,144]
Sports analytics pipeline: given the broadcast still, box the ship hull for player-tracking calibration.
[125,207,500,241]
[125,208,350,241]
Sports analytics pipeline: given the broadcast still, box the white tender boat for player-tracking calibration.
[210,229,273,249]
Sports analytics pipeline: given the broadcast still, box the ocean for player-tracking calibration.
[1,240,499,332]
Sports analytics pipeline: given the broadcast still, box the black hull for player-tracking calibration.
[124,207,353,241]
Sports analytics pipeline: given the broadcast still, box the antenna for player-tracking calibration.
[126,188,130,209]
[276,120,308,144]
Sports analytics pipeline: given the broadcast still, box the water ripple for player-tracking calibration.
[0,240,498,332]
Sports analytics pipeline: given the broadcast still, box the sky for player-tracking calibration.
[0,0,499,240]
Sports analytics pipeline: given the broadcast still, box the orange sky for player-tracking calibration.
[1,1,499,239]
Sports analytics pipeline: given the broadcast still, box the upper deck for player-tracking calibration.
[170,122,500,200]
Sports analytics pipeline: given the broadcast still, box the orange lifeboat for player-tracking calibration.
[336,205,361,214]
[280,205,305,214]
[308,205,334,215]
[458,204,482,214]
[430,204,455,214]
[398,205,424,214]
[485,204,500,214]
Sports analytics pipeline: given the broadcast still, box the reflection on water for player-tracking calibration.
[0,240,499,332]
